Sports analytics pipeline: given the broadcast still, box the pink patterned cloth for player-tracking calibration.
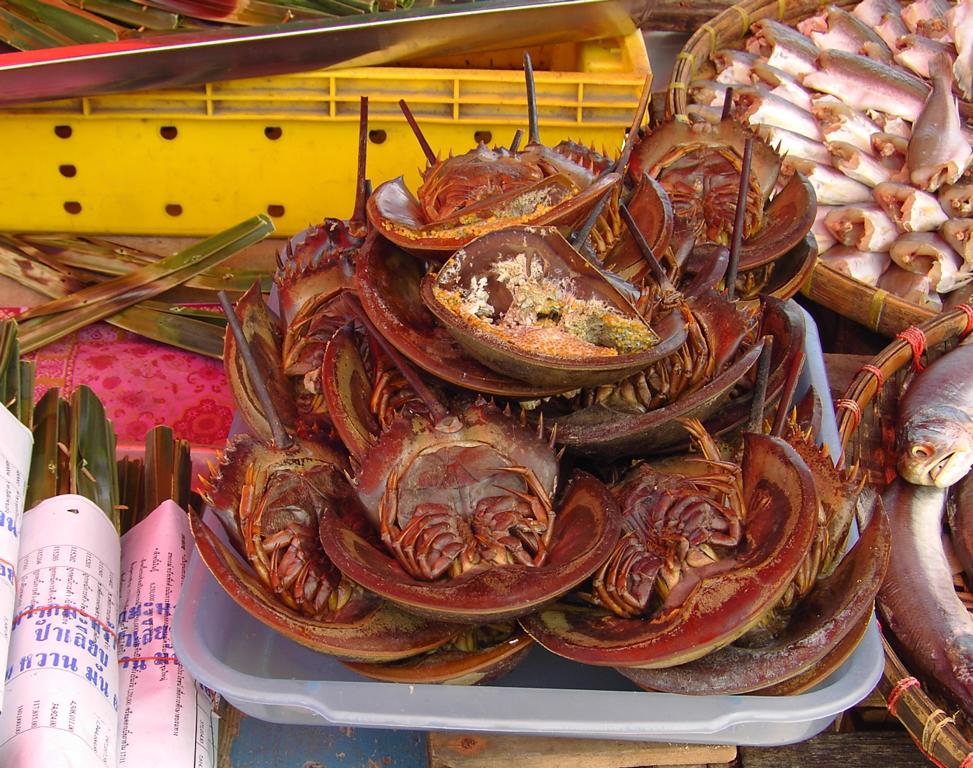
[5,310,233,449]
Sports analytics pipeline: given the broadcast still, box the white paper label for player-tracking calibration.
[0,494,121,768]
[117,501,216,768]
[0,406,32,715]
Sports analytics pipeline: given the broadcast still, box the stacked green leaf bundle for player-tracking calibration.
[0,319,34,428]
[117,425,192,534]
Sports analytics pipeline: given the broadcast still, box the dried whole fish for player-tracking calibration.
[941,218,973,265]
[907,54,972,192]
[825,205,899,251]
[798,5,891,64]
[901,0,949,36]
[871,132,909,172]
[889,231,969,292]
[945,0,973,100]
[828,141,896,187]
[782,156,872,205]
[878,264,943,310]
[756,125,832,167]
[752,62,815,112]
[852,0,900,27]
[733,88,823,141]
[939,183,973,218]
[746,19,820,78]
[893,35,956,81]
[812,96,883,154]
[812,205,838,252]
[874,181,950,232]
[802,50,930,122]
[712,49,762,85]
[818,245,890,285]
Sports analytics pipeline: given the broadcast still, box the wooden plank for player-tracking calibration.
[739,731,928,768]
[428,733,736,768]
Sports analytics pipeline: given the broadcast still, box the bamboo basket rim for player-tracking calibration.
[664,0,936,338]
[835,304,973,768]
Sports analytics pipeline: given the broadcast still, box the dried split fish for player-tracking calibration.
[812,96,883,154]
[825,205,899,251]
[746,19,820,78]
[889,231,969,292]
[819,245,890,285]
[940,183,973,218]
[756,125,832,166]
[783,156,872,205]
[893,35,955,81]
[878,264,944,310]
[874,181,950,232]
[945,0,973,100]
[828,141,896,187]
[941,218,973,265]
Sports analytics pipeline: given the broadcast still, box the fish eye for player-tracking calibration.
[911,444,933,459]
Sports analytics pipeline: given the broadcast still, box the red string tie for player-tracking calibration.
[957,751,973,768]
[896,326,927,372]
[887,676,921,717]
[958,304,973,338]
[860,364,885,391]
[835,398,861,430]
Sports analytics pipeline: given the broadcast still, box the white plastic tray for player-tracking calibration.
[172,307,884,745]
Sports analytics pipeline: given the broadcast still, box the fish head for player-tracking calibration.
[897,409,973,487]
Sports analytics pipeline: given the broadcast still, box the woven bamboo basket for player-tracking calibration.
[664,0,938,338]
[834,305,973,768]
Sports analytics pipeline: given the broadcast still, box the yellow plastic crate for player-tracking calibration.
[1,33,649,236]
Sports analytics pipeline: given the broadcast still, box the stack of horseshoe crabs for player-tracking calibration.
[189,65,889,692]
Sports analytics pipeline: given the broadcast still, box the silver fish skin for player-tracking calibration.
[825,204,899,250]
[733,88,822,141]
[946,0,973,99]
[812,205,838,251]
[893,35,956,80]
[746,20,820,78]
[941,218,973,266]
[751,62,813,111]
[908,54,973,192]
[829,141,896,187]
[782,156,872,205]
[798,6,892,63]
[901,0,949,34]
[811,96,882,154]
[940,183,973,218]
[712,49,763,85]
[755,124,832,166]
[879,264,943,310]
[819,245,890,285]
[852,0,901,27]
[802,50,930,122]
[875,12,909,49]
[889,231,970,293]
[875,181,950,232]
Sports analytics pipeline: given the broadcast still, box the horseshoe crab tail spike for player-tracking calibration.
[536,411,544,440]
[343,294,449,424]
[524,52,540,145]
[217,288,293,450]
[548,422,558,449]
[570,186,615,253]
[351,96,369,230]
[619,202,670,288]
[725,135,754,301]
[615,73,653,174]
[398,98,437,167]
[720,86,735,122]
[509,128,524,153]
[747,336,774,435]
[771,345,805,438]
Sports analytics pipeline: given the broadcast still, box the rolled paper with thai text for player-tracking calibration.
[0,406,32,715]
[0,494,120,768]
[118,500,216,768]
